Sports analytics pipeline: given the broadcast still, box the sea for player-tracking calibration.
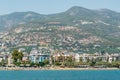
[0,70,120,80]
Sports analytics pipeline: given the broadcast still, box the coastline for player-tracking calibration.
[0,67,119,70]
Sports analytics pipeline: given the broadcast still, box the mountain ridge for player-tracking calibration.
[0,6,120,30]
[0,6,120,46]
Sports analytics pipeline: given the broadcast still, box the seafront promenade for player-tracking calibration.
[0,66,119,70]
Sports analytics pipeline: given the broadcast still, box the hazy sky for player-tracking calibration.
[0,0,119,15]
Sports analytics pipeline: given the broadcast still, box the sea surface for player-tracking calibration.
[0,70,120,80]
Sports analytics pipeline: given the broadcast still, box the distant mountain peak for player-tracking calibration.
[67,6,91,12]
[69,6,88,10]
[66,6,93,16]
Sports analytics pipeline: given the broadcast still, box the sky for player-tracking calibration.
[0,0,119,15]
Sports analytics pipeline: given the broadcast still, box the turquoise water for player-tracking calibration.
[0,70,120,80]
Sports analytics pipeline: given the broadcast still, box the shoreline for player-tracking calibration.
[0,67,119,70]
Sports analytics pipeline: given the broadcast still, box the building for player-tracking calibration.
[29,49,50,63]
[74,53,120,63]
[0,54,8,63]
[7,54,14,66]
[75,53,80,62]
[22,52,29,62]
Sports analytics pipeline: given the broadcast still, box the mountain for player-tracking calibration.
[0,11,44,31]
[0,6,120,30]
[0,6,120,29]
[0,6,120,46]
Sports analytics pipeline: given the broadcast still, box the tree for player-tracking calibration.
[39,62,45,67]
[54,62,61,66]
[66,56,73,62]
[0,59,5,66]
[12,49,23,65]
[64,56,75,68]
[86,58,90,63]
[43,59,49,65]
[90,58,96,67]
